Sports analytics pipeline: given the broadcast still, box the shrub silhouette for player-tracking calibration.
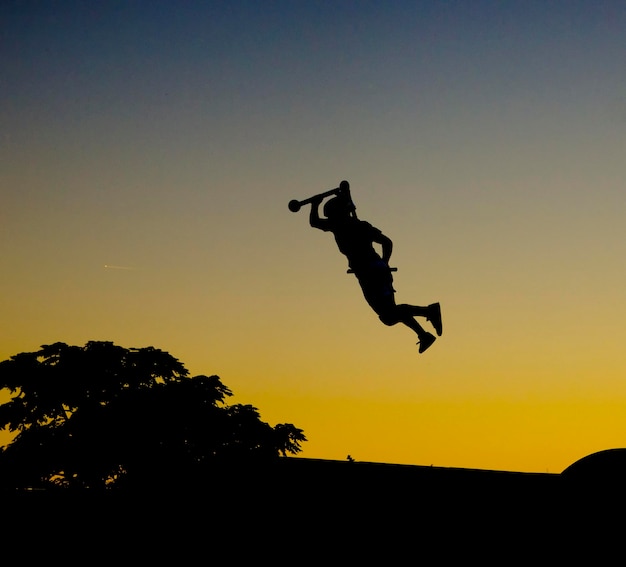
[0,341,306,489]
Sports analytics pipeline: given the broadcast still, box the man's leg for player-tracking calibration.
[397,303,442,336]
[394,306,436,352]
[359,273,439,352]
[378,305,436,353]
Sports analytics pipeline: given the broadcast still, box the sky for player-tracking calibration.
[2,0,626,473]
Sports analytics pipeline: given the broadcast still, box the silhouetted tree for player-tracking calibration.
[0,341,306,490]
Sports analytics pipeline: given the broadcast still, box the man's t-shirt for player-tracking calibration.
[330,219,383,270]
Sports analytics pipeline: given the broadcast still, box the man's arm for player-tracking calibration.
[374,232,393,265]
[309,196,331,231]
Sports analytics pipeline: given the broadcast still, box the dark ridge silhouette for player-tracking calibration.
[561,448,626,483]
[1,451,622,558]
[1,341,622,555]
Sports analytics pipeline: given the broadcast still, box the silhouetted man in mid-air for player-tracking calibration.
[308,181,442,353]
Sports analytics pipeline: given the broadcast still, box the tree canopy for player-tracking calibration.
[0,341,306,490]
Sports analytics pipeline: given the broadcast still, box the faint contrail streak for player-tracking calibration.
[104,264,135,270]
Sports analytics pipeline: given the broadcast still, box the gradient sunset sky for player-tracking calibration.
[2,1,626,473]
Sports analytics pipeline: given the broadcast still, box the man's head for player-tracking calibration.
[323,196,353,220]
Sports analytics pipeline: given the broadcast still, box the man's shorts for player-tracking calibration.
[353,263,396,315]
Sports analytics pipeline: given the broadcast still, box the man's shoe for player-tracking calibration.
[427,303,442,336]
[417,332,436,353]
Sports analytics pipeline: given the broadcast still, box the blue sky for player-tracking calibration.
[2,1,626,472]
